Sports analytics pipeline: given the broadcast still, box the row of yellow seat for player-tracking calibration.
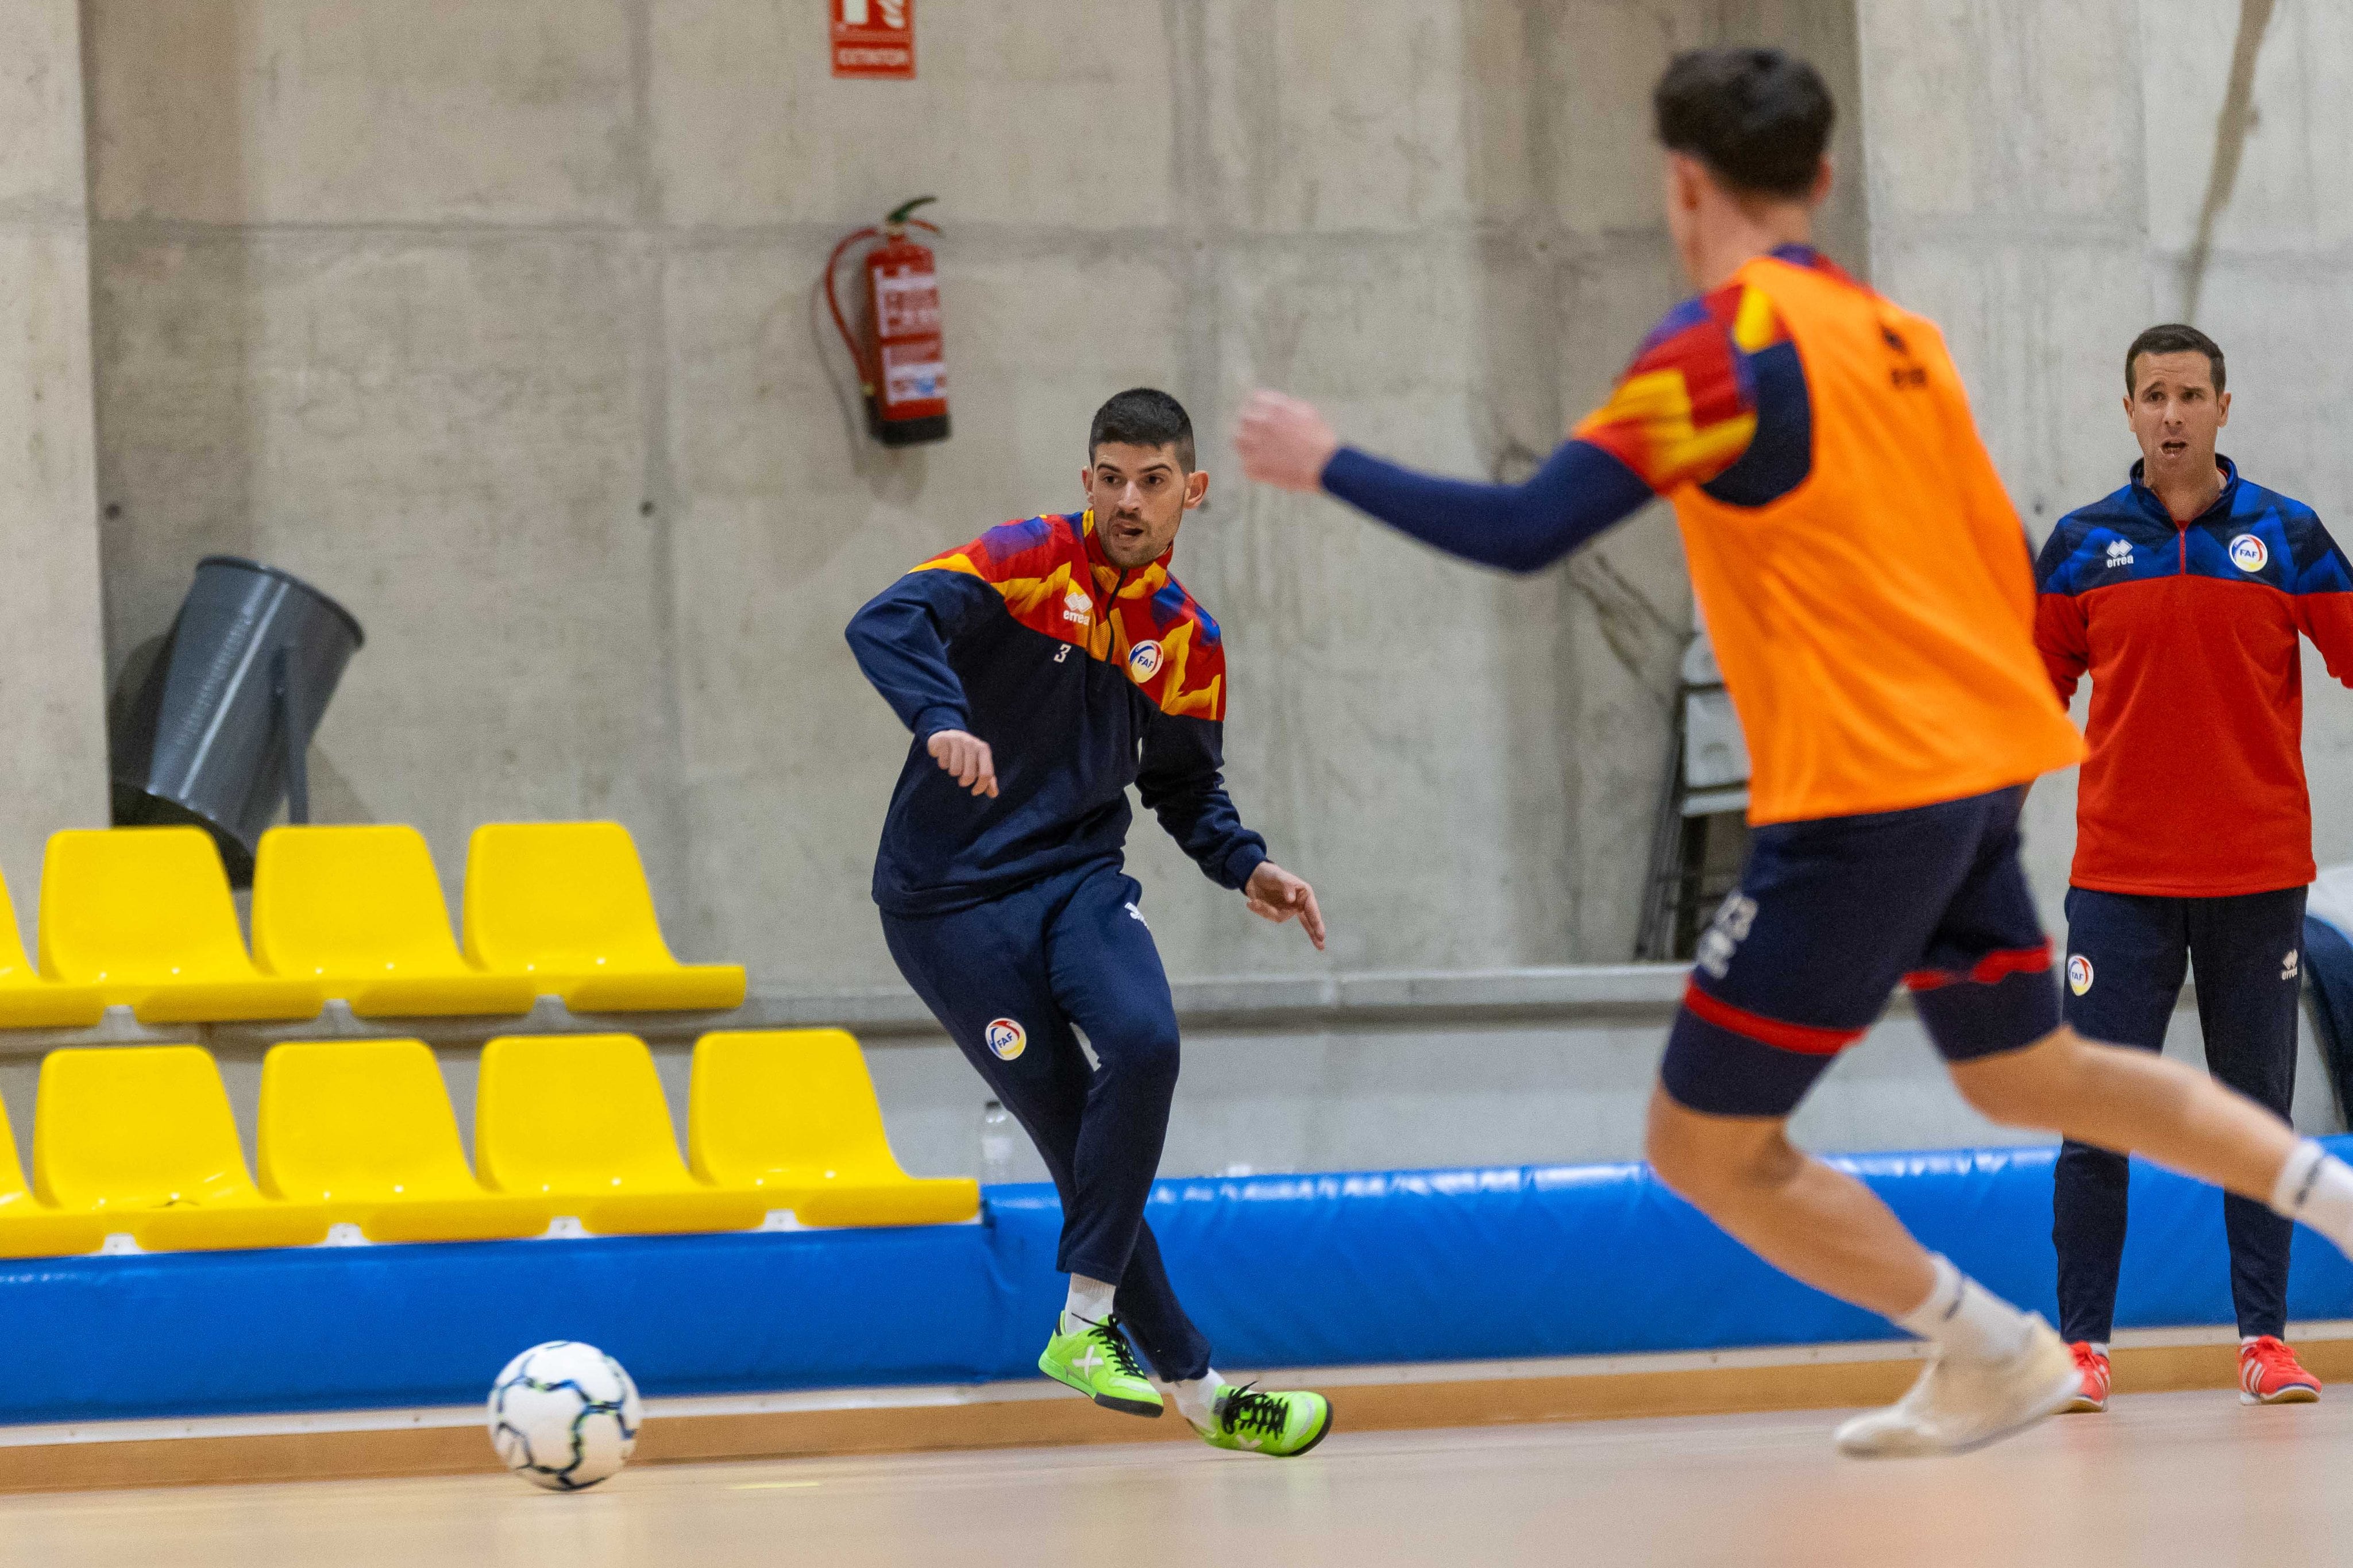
[0,820,746,1028]
[0,1028,977,1257]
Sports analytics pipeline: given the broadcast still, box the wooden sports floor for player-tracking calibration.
[2,1391,2344,1567]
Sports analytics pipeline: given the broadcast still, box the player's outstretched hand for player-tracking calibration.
[927,729,998,798]
[1245,861,1326,951]
[1234,391,1341,493]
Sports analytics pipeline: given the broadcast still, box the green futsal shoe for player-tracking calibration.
[1195,1384,1334,1457]
[1039,1314,1164,1418]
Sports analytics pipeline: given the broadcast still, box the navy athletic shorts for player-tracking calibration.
[1660,785,2061,1118]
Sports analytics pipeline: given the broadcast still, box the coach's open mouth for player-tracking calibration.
[2159,439,2189,457]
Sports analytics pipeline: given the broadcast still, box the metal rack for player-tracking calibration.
[1634,632,1752,962]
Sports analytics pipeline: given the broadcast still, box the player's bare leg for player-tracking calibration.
[1646,1091,2078,1458]
[1644,1093,1936,1316]
[1958,1029,2346,1410]
[1648,1028,2353,1459]
[1646,1025,2312,1315]
[1947,1025,2297,1200]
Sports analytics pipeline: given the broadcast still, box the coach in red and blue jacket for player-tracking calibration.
[2034,325,2353,1409]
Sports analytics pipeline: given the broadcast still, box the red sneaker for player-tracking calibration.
[2063,1342,2110,1413]
[2239,1337,2321,1405]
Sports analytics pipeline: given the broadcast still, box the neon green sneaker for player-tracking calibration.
[1038,1314,1164,1418]
[1194,1383,1333,1457]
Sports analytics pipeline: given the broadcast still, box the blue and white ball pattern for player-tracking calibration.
[488,1341,642,1491]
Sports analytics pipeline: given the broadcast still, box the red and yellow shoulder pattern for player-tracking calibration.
[913,512,1091,634]
[1571,276,1793,495]
[913,511,1227,721]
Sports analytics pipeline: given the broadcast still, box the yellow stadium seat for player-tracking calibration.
[461,822,746,1012]
[689,1029,978,1227]
[0,872,106,1029]
[38,828,326,1024]
[34,1045,334,1252]
[252,826,537,1018]
[0,1091,105,1258]
[475,1033,766,1235]
[257,1040,555,1242]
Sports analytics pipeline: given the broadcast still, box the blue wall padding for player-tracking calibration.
[5,1137,2350,1425]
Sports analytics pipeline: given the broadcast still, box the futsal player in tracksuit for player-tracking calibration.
[2035,323,2353,1412]
[845,388,1334,1458]
[1237,45,2353,1459]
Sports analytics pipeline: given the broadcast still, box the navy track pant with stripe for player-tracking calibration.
[2053,886,2305,1343]
[881,858,1212,1384]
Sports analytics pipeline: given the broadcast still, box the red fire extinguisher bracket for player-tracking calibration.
[824,196,951,448]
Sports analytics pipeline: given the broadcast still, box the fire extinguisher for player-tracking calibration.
[825,195,951,447]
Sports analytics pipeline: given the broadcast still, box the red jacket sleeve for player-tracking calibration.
[2296,593,2353,686]
[2035,593,2089,706]
[2030,522,2090,705]
[2284,513,2353,684]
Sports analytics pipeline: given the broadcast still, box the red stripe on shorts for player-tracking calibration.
[1680,980,1864,1057]
[1902,943,2053,992]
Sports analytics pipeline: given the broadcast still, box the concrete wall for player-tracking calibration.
[1858,0,2353,923]
[0,2,110,925]
[83,1,1859,994]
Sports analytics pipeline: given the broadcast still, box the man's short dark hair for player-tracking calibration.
[2126,323,2226,396]
[1089,388,1194,472]
[1652,48,1835,200]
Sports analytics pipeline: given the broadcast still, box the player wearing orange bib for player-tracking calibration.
[1235,46,2353,1458]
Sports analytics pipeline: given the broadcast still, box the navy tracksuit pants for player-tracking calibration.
[881,859,1212,1383]
[2053,886,2305,1343]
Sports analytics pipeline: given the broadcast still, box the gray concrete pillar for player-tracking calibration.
[0,2,110,931]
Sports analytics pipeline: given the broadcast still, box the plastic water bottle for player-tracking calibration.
[979,1099,1016,1186]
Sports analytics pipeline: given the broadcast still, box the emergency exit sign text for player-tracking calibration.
[832,0,915,79]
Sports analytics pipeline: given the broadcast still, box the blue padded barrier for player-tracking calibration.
[3,1137,2349,1425]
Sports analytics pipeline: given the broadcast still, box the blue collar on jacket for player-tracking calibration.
[2126,454,2239,530]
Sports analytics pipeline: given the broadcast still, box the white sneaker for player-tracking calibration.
[1834,1315,2080,1459]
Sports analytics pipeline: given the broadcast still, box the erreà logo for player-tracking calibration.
[1128,641,1163,681]
[1062,589,1093,625]
[984,1018,1027,1061]
[2229,533,2269,573]
[2105,539,2133,569]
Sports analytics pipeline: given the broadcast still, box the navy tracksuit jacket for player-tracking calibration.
[845,508,1268,1382]
[2035,459,2353,1343]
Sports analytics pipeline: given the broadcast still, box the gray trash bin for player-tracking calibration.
[110,556,364,885]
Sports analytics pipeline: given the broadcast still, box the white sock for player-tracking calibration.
[2270,1141,2353,1254]
[1172,1370,1226,1430]
[1062,1274,1116,1332]
[1892,1253,2034,1364]
[2088,1341,2109,1357]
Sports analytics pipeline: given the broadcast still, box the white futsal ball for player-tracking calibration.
[487,1341,642,1491]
